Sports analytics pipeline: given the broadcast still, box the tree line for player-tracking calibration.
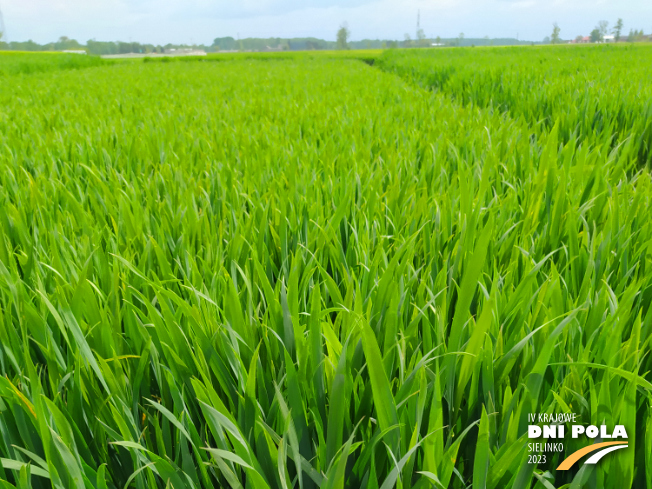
[0,35,404,54]
[546,18,649,44]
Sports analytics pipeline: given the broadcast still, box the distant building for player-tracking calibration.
[603,35,615,43]
[62,50,87,54]
[165,48,199,54]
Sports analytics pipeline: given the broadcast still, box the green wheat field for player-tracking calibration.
[0,44,651,488]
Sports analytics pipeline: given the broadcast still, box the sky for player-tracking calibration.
[2,0,651,45]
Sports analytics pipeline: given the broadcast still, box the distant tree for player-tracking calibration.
[598,20,609,39]
[543,36,551,44]
[403,33,412,48]
[435,36,442,46]
[389,40,398,49]
[118,41,132,54]
[11,39,41,51]
[416,28,428,47]
[613,18,624,41]
[575,35,583,43]
[627,29,644,42]
[458,32,465,46]
[213,37,236,50]
[86,39,114,55]
[54,36,83,51]
[336,23,350,49]
[590,28,601,43]
[551,23,561,44]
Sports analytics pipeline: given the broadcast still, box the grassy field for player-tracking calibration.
[138,50,381,65]
[378,44,652,165]
[0,47,651,488]
[0,51,105,76]
[202,49,382,61]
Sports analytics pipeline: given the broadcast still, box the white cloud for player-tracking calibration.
[2,0,650,44]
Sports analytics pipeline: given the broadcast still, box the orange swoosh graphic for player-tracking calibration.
[557,441,628,470]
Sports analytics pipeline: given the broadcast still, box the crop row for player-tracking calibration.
[378,45,652,166]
